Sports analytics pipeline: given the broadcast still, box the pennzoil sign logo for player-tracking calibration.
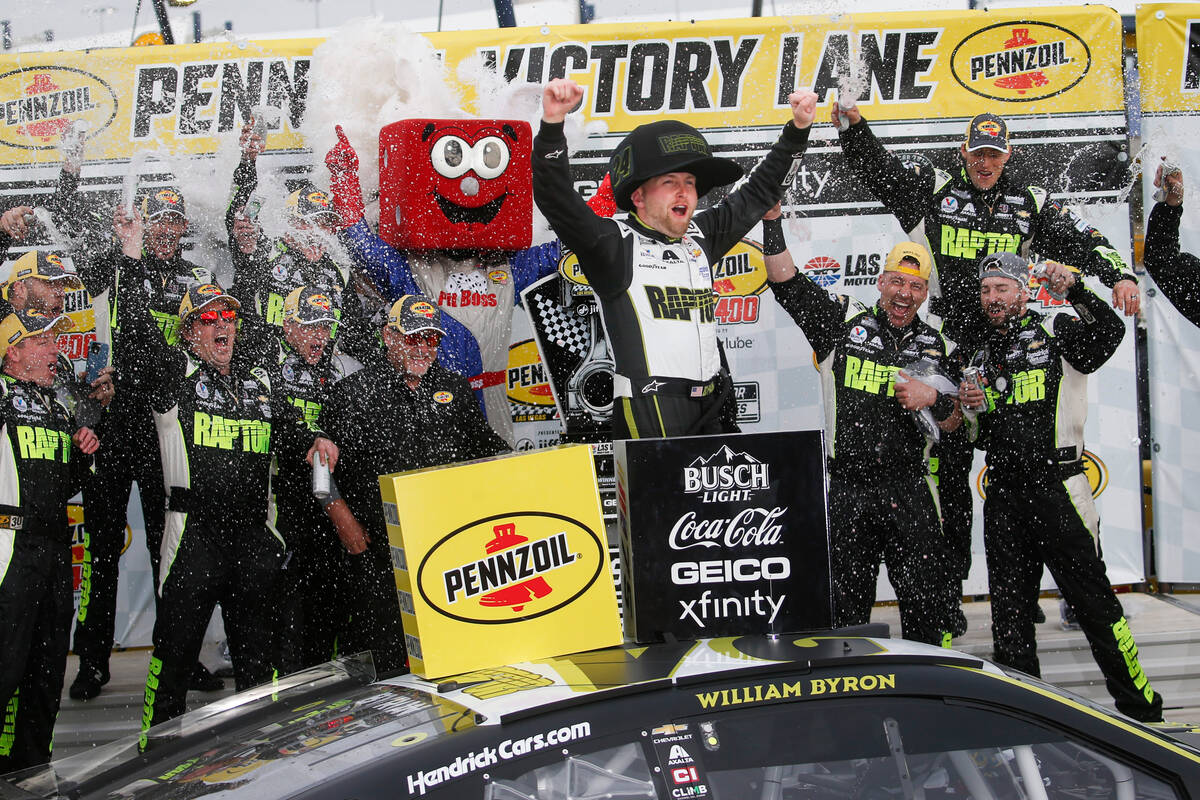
[951,22,1091,102]
[976,450,1108,499]
[712,239,765,325]
[416,512,606,624]
[0,66,118,150]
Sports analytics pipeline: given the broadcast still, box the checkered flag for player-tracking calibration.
[530,293,591,358]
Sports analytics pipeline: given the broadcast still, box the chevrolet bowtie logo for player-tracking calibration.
[641,379,666,394]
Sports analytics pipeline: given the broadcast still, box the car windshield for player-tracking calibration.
[8,655,473,800]
[490,696,1180,800]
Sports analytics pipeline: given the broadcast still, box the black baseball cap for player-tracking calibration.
[2,250,82,299]
[141,186,188,220]
[283,285,338,325]
[386,294,446,336]
[178,283,241,326]
[608,120,744,213]
[979,252,1030,284]
[964,113,1010,153]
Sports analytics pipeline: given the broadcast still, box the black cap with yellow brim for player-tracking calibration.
[2,251,83,300]
[0,309,73,359]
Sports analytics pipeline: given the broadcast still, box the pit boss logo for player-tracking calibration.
[0,66,117,150]
[976,449,1108,499]
[684,444,769,503]
[417,513,606,623]
[711,240,766,325]
[951,22,1091,101]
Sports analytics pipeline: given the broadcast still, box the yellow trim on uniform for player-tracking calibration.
[621,397,639,439]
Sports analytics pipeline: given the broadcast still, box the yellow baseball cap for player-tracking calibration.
[2,251,82,300]
[883,242,932,281]
[0,309,73,359]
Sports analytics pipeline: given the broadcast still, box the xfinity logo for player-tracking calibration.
[683,444,769,502]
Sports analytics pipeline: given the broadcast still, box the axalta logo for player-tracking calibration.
[712,240,765,325]
[683,444,769,503]
[416,512,605,624]
[0,66,117,150]
[506,339,554,407]
[976,449,1108,499]
[802,255,841,289]
[951,22,1091,102]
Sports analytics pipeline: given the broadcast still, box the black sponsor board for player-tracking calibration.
[649,723,714,799]
[615,430,830,641]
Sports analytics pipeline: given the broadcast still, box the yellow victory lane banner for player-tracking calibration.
[427,5,1125,130]
[1136,4,1200,114]
[379,445,620,679]
[0,6,1123,167]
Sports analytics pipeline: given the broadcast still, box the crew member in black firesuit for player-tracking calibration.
[958,252,1163,722]
[225,120,379,366]
[107,209,339,744]
[533,79,817,439]
[320,294,508,673]
[271,285,357,672]
[0,307,98,772]
[70,186,225,700]
[832,103,1141,633]
[764,214,959,645]
[1144,163,1199,326]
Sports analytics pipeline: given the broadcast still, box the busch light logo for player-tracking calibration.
[683,444,770,503]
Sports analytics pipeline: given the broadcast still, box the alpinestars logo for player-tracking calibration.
[442,523,577,611]
[683,444,769,503]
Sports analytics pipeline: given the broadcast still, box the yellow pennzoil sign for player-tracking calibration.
[379,445,620,679]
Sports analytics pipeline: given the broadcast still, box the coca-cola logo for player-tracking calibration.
[668,507,785,551]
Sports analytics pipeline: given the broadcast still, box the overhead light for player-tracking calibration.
[167,0,199,6]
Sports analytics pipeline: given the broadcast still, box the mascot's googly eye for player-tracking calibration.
[472,137,510,180]
[431,136,473,179]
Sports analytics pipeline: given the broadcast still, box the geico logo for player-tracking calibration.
[683,463,769,493]
[443,531,577,604]
[671,557,791,585]
[668,507,785,551]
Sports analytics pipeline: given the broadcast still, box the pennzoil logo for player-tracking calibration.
[506,339,554,407]
[307,293,332,310]
[433,390,453,404]
[416,513,605,624]
[950,22,1091,102]
[976,449,1108,499]
[411,301,436,318]
[712,239,765,325]
[307,190,331,206]
[0,66,117,150]
[557,251,592,293]
[155,188,181,205]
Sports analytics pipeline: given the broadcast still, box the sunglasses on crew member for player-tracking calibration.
[402,330,442,347]
[196,308,238,324]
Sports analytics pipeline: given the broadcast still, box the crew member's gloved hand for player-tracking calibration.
[325,124,365,229]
